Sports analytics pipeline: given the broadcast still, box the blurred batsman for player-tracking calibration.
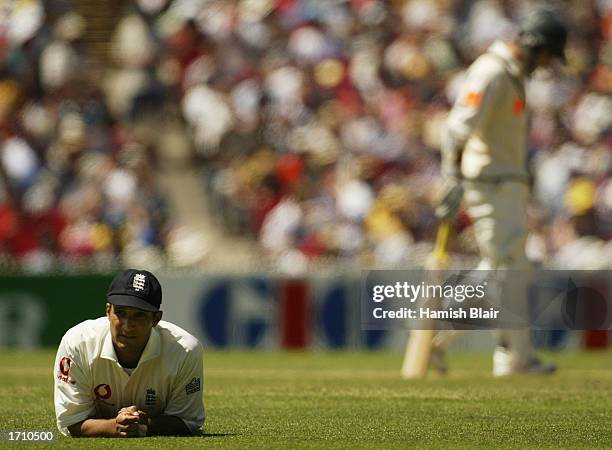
[434,10,567,376]
[54,269,205,437]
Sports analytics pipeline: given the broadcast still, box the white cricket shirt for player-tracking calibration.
[54,317,205,436]
[447,41,528,181]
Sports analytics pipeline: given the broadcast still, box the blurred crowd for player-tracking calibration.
[0,0,175,272]
[0,0,610,273]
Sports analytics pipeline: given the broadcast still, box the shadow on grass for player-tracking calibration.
[200,433,238,438]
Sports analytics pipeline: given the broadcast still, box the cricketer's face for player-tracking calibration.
[106,303,162,353]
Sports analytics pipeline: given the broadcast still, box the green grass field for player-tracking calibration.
[1,350,612,449]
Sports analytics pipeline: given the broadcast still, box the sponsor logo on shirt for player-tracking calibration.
[59,357,71,375]
[513,98,525,115]
[93,384,115,407]
[56,357,76,384]
[464,91,482,108]
[145,388,157,406]
[185,377,201,395]
[94,384,112,400]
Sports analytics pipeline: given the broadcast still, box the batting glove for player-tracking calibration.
[435,177,463,221]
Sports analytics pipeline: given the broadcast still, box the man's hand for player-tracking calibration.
[118,406,149,423]
[67,406,151,438]
[135,409,150,437]
[68,407,193,438]
[435,177,463,221]
[115,406,146,438]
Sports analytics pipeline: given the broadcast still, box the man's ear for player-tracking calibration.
[106,303,112,317]
[153,311,162,326]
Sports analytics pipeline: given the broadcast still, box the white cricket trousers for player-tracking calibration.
[463,179,534,372]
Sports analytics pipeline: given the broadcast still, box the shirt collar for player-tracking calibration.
[139,326,161,364]
[488,40,523,78]
[100,323,161,366]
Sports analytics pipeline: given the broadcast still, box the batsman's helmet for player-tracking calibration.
[519,9,567,62]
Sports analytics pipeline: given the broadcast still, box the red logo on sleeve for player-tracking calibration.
[57,357,76,384]
[513,98,525,115]
[94,384,112,400]
[59,357,71,376]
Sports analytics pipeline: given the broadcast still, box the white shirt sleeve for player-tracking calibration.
[54,335,95,436]
[163,343,205,434]
[447,57,503,142]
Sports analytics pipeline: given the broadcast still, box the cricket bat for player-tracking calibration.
[400,221,451,379]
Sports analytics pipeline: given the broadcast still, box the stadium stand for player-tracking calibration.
[0,0,610,273]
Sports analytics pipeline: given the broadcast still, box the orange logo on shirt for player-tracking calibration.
[464,91,482,108]
[513,98,525,115]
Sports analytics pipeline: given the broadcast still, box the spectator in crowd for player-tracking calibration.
[0,0,609,272]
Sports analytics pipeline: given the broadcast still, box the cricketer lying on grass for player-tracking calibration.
[54,269,205,437]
